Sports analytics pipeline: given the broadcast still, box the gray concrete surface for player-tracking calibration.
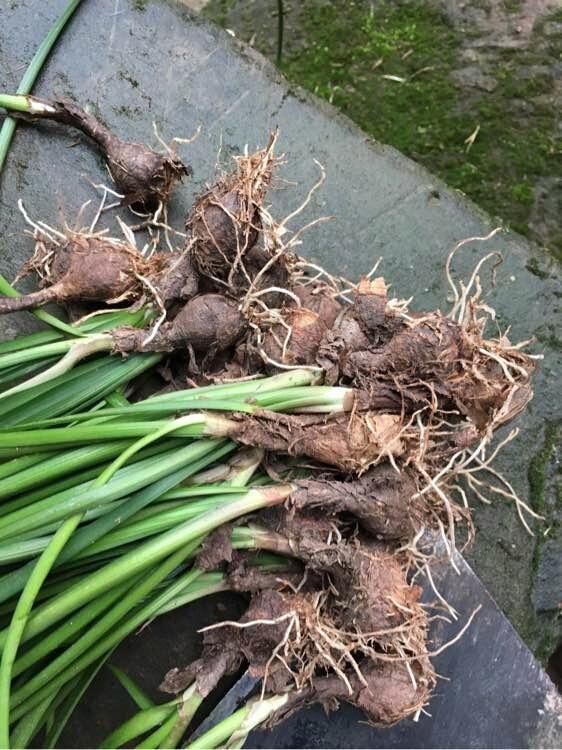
[0,0,560,666]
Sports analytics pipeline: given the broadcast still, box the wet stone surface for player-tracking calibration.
[0,0,560,687]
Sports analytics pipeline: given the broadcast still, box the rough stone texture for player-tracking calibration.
[431,0,561,44]
[450,66,498,92]
[534,538,562,612]
[0,0,560,661]
[544,21,562,35]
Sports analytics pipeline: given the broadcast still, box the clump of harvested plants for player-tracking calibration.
[163,528,434,727]
[0,119,541,750]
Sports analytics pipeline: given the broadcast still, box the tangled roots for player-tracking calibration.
[188,134,279,289]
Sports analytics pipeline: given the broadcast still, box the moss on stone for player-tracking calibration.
[118,71,140,89]
[204,0,561,259]
[503,0,523,12]
[523,422,562,661]
[528,422,558,517]
[526,256,553,280]
[511,183,535,206]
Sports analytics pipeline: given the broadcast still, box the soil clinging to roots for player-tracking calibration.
[270,658,433,728]
[225,411,405,474]
[162,532,434,726]
[292,466,425,540]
